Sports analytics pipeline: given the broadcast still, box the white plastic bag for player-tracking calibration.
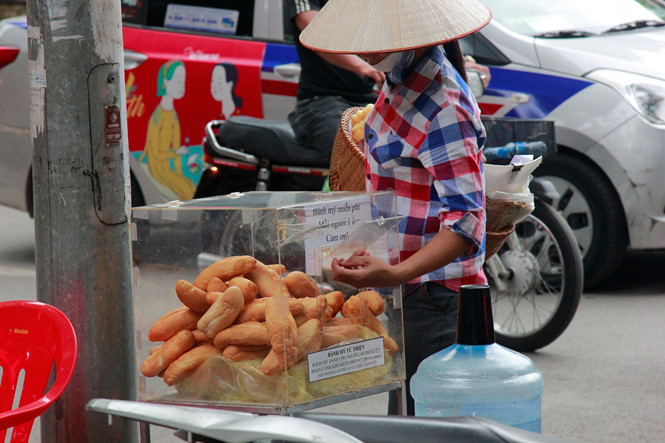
[485,155,541,225]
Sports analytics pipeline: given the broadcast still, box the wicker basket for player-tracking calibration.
[484,198,527,259]
[484,198,531,258]
[485,224,515,259]
[329,107,366,192]
[486,198,529,232]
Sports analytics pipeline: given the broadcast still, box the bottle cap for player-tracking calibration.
[456,284,495,345]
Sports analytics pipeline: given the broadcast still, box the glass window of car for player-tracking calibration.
[459,33,510,66]
[122,0,256,37]
[481,0,665,36]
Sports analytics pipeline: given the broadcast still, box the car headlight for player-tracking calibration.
[586,69,665,126]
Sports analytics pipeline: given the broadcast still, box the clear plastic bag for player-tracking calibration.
[174,326,395,406]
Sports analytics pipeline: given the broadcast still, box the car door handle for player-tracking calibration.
[123,50,148,70]
[273,63,301,79]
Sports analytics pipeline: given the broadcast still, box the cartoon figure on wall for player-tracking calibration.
[210,62,243,119]
[138,59,197,200]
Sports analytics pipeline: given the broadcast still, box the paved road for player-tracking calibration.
[2,203,664,442]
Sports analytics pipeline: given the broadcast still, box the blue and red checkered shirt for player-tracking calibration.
[364,45,487,294]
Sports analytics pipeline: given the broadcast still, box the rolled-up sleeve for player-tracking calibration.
[418,103,485,253]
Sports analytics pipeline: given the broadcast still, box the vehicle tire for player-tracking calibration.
[485,201,583,352]
[535,151,628,288]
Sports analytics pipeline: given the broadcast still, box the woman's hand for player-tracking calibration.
[331,250,403,288]
[331,229,473,289]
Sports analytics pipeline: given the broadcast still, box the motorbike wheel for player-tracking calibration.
[485,201,583,352]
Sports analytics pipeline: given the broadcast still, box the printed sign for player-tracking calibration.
[307,337,385,382]
[105,105,122,147]
[164,4,239,35]
[302,195,371,274]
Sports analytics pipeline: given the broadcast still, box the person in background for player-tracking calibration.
[286,0,385,160]
[287,0,491,161]
[301,0,491,415]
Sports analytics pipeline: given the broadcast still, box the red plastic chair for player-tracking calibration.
[0,301,77,442]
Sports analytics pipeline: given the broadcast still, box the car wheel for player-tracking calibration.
[535,151,628,289]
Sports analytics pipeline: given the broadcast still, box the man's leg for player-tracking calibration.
[288,96,358,157]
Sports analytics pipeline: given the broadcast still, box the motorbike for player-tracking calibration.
[481,122,583,352]
[194,118,330,198]
[193,78,582,352]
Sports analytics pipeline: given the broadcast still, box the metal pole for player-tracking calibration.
[26,0,138,441]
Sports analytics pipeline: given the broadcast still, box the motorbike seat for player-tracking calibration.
[217,116,331,168]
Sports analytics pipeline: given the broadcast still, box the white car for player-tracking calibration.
[464,0,665,288]
[2,0,665,288]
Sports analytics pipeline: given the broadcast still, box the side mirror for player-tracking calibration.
[466,69,485,98]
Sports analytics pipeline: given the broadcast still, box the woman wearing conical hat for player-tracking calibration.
[315,0,492,415]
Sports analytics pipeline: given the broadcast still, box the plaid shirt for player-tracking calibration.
[365,45,487,294]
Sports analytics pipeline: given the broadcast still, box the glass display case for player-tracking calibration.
[131,191,405,413]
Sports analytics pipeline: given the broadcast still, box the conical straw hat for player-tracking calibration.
[300,0,492,54]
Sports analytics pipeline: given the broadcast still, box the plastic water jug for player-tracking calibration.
[410,284,544,433]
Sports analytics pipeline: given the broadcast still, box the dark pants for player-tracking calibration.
[389,282,459,415]
[288,95,375,158]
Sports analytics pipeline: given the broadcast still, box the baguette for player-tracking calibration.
[192,329,213,345]
[222,345,271,362]
[341,292,385,319]
[193,255,257,290]
[228,276,259,303]
[206,277,229,294]
[175,279,210,314]
[149,307,200,342]
[197,286,245,339]
[341,293,397,354]
[141,330,195,377]
[294,295,327,326]
[235,297,304,324]
[358,290,385,316]
[320,324,363,348]
[297,318,322,361]
[267,264,286,276]
[284,271,318,298]
[324,291,345,318]
[163,344,220,386]
[213,321,271,349]
[261,296,298,375]
[245,260,290,297]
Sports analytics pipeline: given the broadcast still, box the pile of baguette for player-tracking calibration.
[140,255,398,390]
[350,103,374,145]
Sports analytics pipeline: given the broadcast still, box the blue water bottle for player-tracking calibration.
[410,284,544,433]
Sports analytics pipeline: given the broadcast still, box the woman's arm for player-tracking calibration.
[294,10,385,88]
[331,228,470,288]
